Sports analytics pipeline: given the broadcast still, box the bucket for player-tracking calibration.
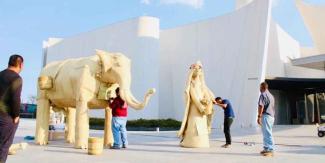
[88,137,103,155]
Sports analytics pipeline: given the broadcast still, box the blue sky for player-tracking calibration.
[0,0,324,102]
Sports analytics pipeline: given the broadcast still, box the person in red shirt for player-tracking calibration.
[109,87,128,149]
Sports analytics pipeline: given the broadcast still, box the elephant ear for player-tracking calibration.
[112,52,131,67]
[96,49,113,72]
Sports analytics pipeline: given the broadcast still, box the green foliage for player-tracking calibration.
[89,118,181,130]
[89,118,105,127]
[127,118,181,128]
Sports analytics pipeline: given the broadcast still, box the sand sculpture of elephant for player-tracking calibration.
[35,50,155,149]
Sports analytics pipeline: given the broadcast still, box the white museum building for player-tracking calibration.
[42,0,325,128]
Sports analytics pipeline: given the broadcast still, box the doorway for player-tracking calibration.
[266,78,325,125]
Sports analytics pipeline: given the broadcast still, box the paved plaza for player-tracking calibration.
[7,119,325,163]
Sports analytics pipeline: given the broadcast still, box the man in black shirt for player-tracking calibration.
[0,54,23,163]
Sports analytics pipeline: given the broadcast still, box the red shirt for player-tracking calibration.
[109,96,128,117]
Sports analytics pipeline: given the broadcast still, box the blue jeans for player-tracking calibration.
[262,114,274,151]
[112,117,128,147]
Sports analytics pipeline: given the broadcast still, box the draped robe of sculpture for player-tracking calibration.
[178,61,215,148]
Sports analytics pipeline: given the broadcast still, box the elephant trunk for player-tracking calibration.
[120,88,155,110]
[118,68,155,110]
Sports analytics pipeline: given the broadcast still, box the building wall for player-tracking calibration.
[284,64,325,78]
[266,20,325,79]
[159,0,272,127]
[43,0,325,127]
[274,23,325,78]
[296,0,325,55]
[44,17,160,120]
[266,18,325,125]
[266,20,300,78]
[235,0,254,10]
[44,0,273,127]
[266,21,286,77]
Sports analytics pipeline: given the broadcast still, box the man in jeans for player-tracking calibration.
[257,82,275,157]
[109,88,128,149]
[0,55,23,162]
[214,97,235,148]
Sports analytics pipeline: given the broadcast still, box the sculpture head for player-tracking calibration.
[96,50,155,109]
[190,61,203,78]
[185,61,205,92]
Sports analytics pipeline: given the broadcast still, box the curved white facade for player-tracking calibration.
[43,0,325,127]
[159,0,272,127]
[296,0,325,55]
[44,17,160,120]
[235,0,254,9]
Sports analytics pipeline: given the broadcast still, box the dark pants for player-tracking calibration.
[224,117,233,145]
[0,115,18,163]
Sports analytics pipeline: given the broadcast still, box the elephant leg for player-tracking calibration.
[104,107,114,147]
[65,108,76,144]
[74,99,89,149]
[74,65,91,149]
[35,91,50,145]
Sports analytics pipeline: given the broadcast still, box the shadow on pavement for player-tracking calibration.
[125,147,260,157]
[44,149,85,155]
[281,145,325,155]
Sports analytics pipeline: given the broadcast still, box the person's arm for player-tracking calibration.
[216,103,227,109]
[108,98,113,104]
[214,100,228,109]
[258,105,263,116]
[257,95,264,125]
[10,77,22,124]
[108,98,116,109]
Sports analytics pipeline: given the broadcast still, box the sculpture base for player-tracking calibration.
[180,135,210,148]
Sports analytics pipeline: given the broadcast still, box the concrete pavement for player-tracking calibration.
[7,119,325,163]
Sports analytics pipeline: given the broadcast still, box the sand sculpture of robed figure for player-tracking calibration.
[35,50,155,149]
[178,61,215,148]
